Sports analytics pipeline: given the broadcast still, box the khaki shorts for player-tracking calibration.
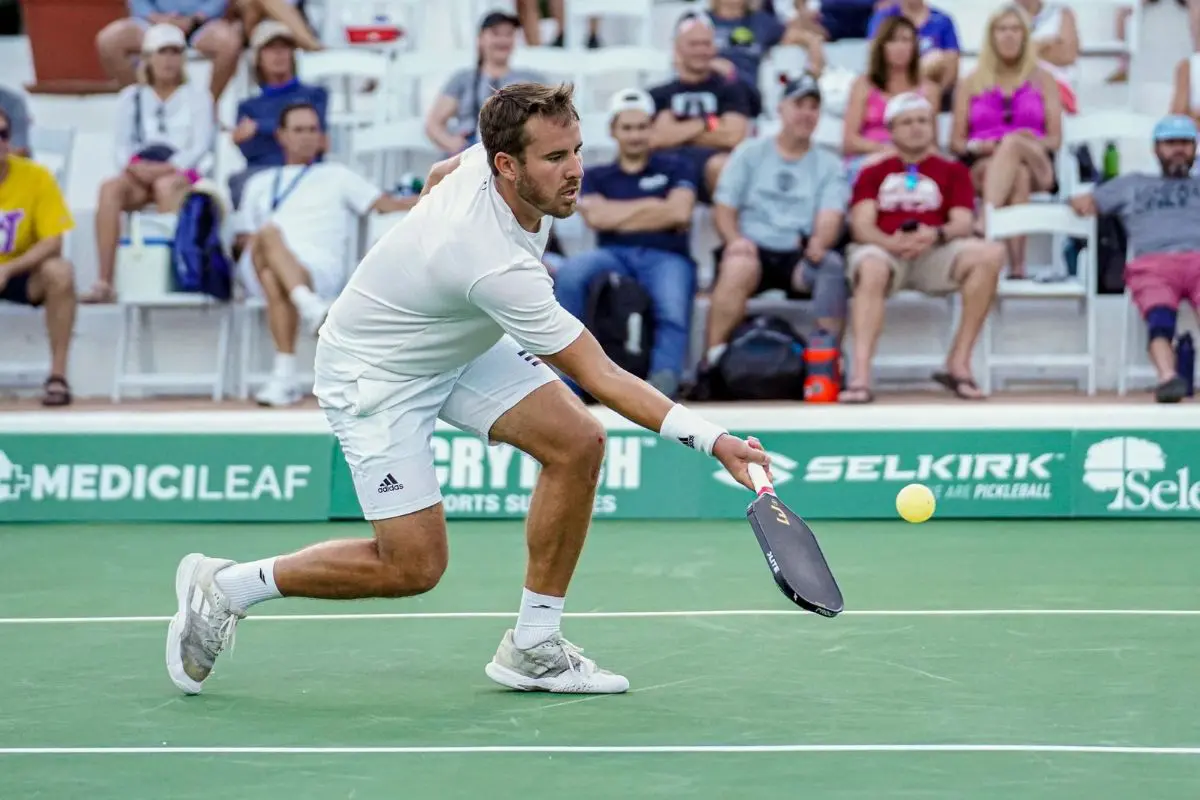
[846,240,972,297]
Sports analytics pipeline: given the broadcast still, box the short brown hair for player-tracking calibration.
[478,82,580,176]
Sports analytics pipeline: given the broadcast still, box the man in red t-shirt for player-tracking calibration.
[840,92,1004,402]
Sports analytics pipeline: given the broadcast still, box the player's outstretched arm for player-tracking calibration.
[543,329,770,491]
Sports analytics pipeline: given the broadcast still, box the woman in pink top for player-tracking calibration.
[951,3,1062,278]
[841,15,940,182]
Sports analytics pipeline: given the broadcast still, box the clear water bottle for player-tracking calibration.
[1177,332,1195,397]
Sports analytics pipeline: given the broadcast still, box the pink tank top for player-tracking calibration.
[967,81,1047,141]
[860,87,892,144]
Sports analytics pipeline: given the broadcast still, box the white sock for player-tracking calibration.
[706,343,727,365]
[214,558,282,610]
[272,352,296,380]
[289,285,325,322]
[512,588,564,649]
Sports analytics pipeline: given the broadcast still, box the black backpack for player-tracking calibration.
[713,315,807,400]
[584,270,654,380]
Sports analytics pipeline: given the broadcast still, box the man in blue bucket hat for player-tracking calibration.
[1071,114,1200,403]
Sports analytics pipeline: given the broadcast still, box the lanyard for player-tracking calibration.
[271,164,312,211]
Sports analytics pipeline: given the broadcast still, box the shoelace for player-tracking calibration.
[555,637,596,676]
[202,604,246,659]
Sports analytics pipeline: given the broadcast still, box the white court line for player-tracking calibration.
[0,744,1198,756]
[2,609,1200,625]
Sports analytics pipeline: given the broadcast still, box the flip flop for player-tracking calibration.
[838,386,874,404]
[932,371,986,400]
[41,375,71,407]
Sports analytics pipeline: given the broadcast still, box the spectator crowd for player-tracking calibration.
[2,0,1200,407]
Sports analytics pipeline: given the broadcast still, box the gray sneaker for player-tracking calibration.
[165,553,244,695]
[484,629,630,693]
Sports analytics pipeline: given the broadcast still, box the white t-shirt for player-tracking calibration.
[236,162,382,277]
[317,144,584,379]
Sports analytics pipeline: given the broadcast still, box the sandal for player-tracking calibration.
[41,375,72,407]
[80,281,116,304]
[838,385,874,404]
[932,371,986,400]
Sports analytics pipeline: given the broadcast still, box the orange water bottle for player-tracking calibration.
[803,330,841,403]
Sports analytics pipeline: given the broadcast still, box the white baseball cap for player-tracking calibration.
[884,92,933,125]
[142,23,186,54]
[608,88,656,120]
[250,20,296,53]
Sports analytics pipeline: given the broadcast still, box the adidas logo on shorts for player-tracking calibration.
[377,474,403,493]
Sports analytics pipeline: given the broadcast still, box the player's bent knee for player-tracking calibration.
[371,509,449,596]
[376,536,447,596]
[546,415,607,480]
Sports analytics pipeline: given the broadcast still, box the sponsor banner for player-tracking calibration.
[1072,431,1200,517]
[0,435,331,522]
[329,432,705,519]
[329,429,1077,520]
[3,427,1198,522]
[697,430,1075,519]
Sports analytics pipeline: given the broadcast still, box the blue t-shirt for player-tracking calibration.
[710,11,785,88]
[581,154,697,257]
[867,5,960,55]
[235,81,329,168]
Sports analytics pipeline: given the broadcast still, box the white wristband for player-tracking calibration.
[659,404,727,456]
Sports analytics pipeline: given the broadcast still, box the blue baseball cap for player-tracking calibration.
[1154,115,1198,142]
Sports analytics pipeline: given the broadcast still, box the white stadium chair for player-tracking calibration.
[983,202,1098,395]
[350,117,441,191]
[387,50,469,121]
[1058,109,1158,197]
[579,111,618,165]
[112,294,233,403]
[110,211,234,402]
[29,125,74,188]
[564,0,657,50]
[297,49,395,159]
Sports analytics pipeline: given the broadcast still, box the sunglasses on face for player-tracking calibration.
[0,128,9,141]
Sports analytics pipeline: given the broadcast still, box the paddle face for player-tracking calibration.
[746,491,843,617]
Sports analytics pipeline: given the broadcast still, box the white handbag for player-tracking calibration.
[115,211,177,300]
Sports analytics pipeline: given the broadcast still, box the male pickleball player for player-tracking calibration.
[166,82,769,695]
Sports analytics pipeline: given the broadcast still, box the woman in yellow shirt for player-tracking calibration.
[0,108,77,406]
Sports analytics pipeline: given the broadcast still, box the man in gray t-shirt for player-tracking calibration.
[0,86,31,157]
[1071,114,1200,403]
[423,11,544,156]
[697,74,849,378]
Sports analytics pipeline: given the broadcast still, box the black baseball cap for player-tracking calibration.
[782,72,821,103]
[480,10,520,31]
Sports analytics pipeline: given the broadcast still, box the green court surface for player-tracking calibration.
[1,520,1198,799]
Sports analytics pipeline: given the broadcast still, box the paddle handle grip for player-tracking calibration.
[748,462,773,495]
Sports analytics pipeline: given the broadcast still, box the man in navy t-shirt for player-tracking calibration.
[648,10,752,204]
[868,1,960,104]
[553,88,699,400]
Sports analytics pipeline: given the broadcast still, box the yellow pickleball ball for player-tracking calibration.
[896,483,936,523]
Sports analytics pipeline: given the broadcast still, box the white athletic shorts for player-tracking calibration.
[314,335,559,520]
